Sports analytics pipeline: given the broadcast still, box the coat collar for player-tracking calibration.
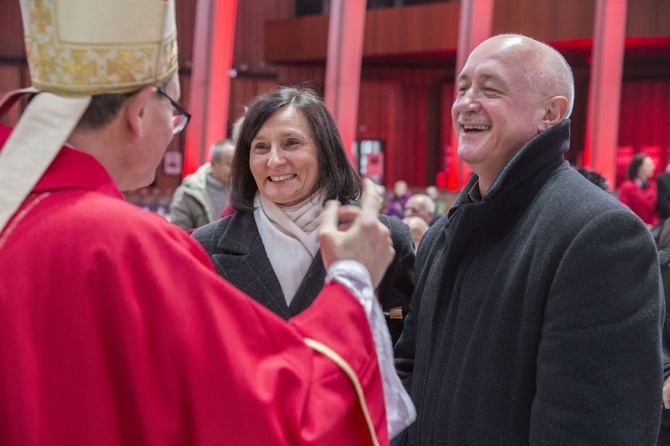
[450,119,571,217]
[211,212,326,319]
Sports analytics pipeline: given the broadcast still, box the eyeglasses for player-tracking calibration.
[156,87,191,134]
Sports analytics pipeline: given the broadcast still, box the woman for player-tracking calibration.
[193,86,414,344]
[384,180,411,219]
[618,153,658,228]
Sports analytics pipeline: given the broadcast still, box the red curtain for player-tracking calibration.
[617,80,670,186]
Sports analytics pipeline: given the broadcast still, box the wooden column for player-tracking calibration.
[324,0,367,165]
[447,0,494,190]
[583,0,627,189]
[183,0,237,177]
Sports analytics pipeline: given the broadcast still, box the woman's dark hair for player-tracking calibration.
[627,153,649,180]
[230,86,362,213]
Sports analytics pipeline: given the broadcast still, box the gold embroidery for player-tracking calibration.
[23,0,178,94]
[109,50,150,84]
[31,0,53,35]
[62,49,98,85]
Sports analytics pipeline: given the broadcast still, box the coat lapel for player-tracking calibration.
[288,251,326,317]
[210,213,291,319]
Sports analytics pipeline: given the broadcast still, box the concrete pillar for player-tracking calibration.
[324,0,367,165]
[447,0,494,190]
[583,0,627,189]
[183,0,237,177]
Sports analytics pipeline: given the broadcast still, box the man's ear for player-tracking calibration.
[539,96,569,130]
[125,86,155,137]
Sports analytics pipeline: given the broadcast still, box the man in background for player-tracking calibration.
[403,193,436,226]
[425,185,446,218]
[170,139,235,230]
[384,180,411,219]
[401,215,429,250]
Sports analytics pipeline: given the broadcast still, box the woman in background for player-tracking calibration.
[193,86,414,344]
[619,153,658,228]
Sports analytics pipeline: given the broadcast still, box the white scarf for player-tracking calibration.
[254,192,322,306]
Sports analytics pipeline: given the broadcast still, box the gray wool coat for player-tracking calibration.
[393,120,664,445]
[170,163,217,230]
[192,210,415,345]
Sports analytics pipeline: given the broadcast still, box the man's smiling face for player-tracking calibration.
[452,35,550,184]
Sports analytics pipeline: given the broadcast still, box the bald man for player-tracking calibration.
[393,34,663,445]
[401,215,428,250]
[403,193,436,226]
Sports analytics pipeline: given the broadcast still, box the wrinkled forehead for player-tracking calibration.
[459,37,534,85]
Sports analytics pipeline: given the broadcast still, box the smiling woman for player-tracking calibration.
[249,106,319,207]
[192,86,415,345]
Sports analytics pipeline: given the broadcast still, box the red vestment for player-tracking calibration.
[0,125,388,445]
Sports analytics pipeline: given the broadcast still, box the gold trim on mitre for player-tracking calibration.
[20,0,178,95]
